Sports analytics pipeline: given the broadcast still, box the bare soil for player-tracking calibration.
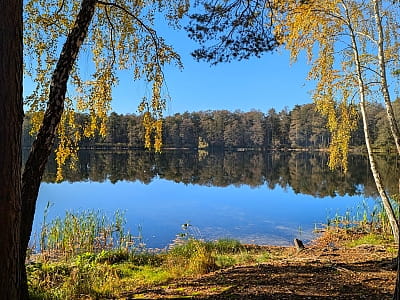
[123,230,398,299]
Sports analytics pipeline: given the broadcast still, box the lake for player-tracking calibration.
[31,150,398,249]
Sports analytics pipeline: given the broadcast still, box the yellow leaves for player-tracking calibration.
[273,0,369,172]
[154,119,163,151]
[143,112,152,150]
[24,0,189,178]
[99,119,107,137]
[140,99,164,152]
[273,0,344,66]
[315,96,358,173]
[55,111,80,181]
[30,111,45,135]
[143,111,163,152]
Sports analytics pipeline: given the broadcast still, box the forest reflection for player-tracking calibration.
[32,150,399,199]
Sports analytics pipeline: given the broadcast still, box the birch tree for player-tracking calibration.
[6,0,189,298]
[188,0,399,296]
[272,0,399,242]
[189,0,399,241]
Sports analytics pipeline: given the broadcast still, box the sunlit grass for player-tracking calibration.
[28,239,268,299]
[28,209,273,299]
[346,233,394,248]
[36,204,137,259]
[324,198,399,240]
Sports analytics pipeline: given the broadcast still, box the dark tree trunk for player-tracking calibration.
[20,0,97,298]
[0,0,24,298]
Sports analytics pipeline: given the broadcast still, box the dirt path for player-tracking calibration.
[123,231,397,299]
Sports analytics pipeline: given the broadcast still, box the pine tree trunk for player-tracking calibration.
[20,0,97,297]
[0,0,23,298]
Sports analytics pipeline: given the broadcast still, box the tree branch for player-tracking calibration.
[103,5,116,66]
[96,0,163,73]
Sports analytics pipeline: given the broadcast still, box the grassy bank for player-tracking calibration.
[28,203,398,299]
[28,209,275,299]
[28,238,276,299]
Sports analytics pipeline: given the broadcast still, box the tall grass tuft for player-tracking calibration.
[325,198,399,239]
[38,208,134,258]
[165,239,216,276]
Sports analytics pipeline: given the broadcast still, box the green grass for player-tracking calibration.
[325,198,399,240]
[28,208,272,299]
[28,238,272,299]
[346,233,394,248]
[36,206,135,258]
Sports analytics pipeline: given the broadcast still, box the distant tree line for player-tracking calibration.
[23,100,400,151]
[31,150,399,199]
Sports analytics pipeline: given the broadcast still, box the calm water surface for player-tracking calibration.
[32,150,397,248]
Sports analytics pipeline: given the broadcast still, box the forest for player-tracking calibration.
[23,100,400,151]
[2,0,399,298]
[34,150,399,200]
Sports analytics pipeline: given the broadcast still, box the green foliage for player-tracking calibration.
[186,0,279,64]
[95,249,130,264]
[25,102,395,152]
[211,239,243,254]
[166,239,217,275]
[214,255,236,268]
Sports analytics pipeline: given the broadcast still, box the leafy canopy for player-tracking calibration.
[186,0,279,64]
[272,0,399,171]
[24,0,189,180]
[188,0,399,172]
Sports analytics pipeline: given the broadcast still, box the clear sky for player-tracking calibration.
[110,24,315,116]
[23,16,315,116]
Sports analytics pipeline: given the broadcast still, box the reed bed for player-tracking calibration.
[36,205,137,259]
[28,208,263,299]
[28,198,398,299]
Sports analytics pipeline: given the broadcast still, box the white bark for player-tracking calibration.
[342,0,399,243]
[372,0,400,156]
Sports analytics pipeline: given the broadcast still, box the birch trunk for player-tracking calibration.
[372,2,400,298]
[372,0,400,156]
[343,1,399,243]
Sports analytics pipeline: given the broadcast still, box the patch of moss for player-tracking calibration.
[346,233,392,248]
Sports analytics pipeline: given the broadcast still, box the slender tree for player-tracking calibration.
[188,0,400,296]
[372,0,400,156]
[19,0,189,297]
[269,0,400,242]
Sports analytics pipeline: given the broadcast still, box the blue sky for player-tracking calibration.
[23,15,315,116]
[111,25,315,115]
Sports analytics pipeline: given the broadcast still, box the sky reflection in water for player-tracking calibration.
[33,178,375,249]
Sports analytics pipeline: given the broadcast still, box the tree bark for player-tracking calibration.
[20,0,97,298]
[373,0,400,157]
[343,1,399,244]
[393,181,400,300]
[0,0,24,298]
[372,3,400,298]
